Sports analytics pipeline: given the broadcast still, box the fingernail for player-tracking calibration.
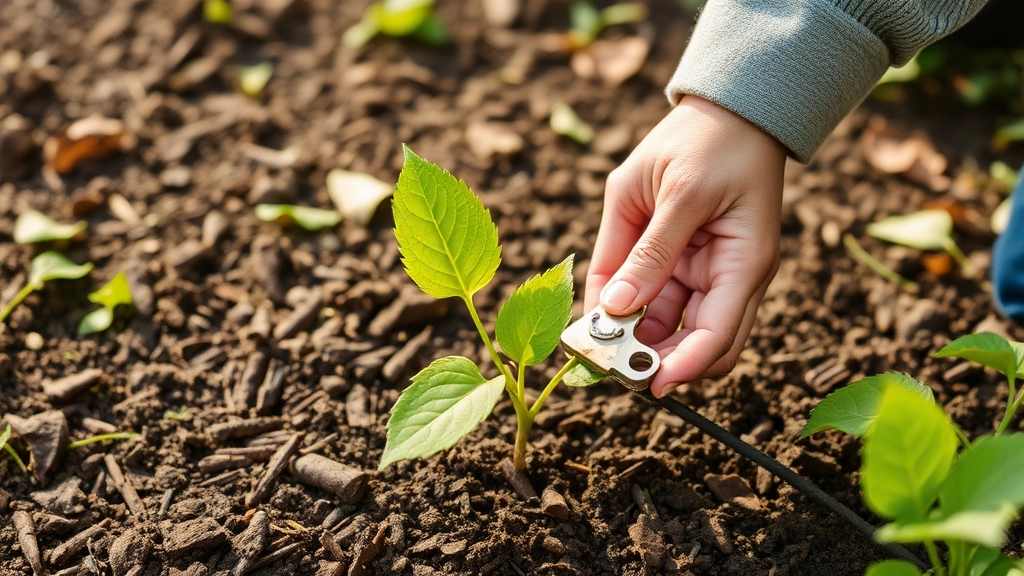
[600,280,639,311]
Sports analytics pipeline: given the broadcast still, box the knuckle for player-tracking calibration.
[628,238,674,273]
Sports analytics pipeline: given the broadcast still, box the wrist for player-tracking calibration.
[676,95,788,163]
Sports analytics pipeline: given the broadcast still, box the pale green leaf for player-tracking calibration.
[29,251,93,288]
[393,145,501,301]
[375,0,432,36]
[866,210,953,251]
[801,372,933,438]
[380,356,505,469]
[972,548,1024,576]
[254,204,341,231]
[1010,341,1024,375]
[994,118,1024,151]
[238,62,273,97]
[861,385,957,522]
[569,0,602,47]
[14,210,87,244]
[934,332,1018,382]
[563,361,603,387]
[78,307,114,335]
[88,272,133,309]
[865,560,922,576]
[876,504,1017,548]
[940,435,1024,516]
[0,425,10,453]
[326,169,395,226]
[496,255,574,366]
[600,3,648,27]
[550,103,594,144]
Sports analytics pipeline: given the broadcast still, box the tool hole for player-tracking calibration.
[629,351,654,373]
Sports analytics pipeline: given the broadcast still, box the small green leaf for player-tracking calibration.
[875,504,1017,548]
[78,307,114,335]
[550,102,594,144]
[326,169,395,226]
[0,425,10,453]
[934,333,1018,382]
[865,560,922,576]
[563,361,603,387]
[238,62,273,97]
[374,0,432,36]
[1009,341,1024,374]
[940,435,1024,516]
[88,272,133,309]
[496,255,574,367]
[14,210,87,244]
[380,356,505,469]
[254,204,342,231]
[203,0,233,23]
[29,251,93,288]
[801,372,933,438]
[569,0,602,47]
[393,145,501,301]
[866,210,953,251]
[861,385,957,522]
[600,3,648,27]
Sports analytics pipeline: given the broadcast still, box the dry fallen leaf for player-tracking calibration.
[570,35,649,87]
[326,169,394,226]
[465,122,524,161]
[860,116,949,191]
[43,115,134,174]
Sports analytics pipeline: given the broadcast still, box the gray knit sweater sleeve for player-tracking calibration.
[666,0,988,161]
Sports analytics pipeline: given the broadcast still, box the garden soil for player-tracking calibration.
[2,0,1023,575]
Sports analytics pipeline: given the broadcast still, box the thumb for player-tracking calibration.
[599,198,702,314]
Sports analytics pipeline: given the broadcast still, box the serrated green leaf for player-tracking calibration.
[393,145,501,301]
[78,307,114,335]
[934,333,1018,382]
[940,435,1024,516]
[29,251,93,288]
[380,356,505,469]
[861,385,957,522]
[866,210,953,251]
[563,361,603,387]
[254,204,341,231]
[875,504,1016,548]
[14,210,87,244]
[496,255,574,366]
[801,372,933,438]
[865,560,922,576]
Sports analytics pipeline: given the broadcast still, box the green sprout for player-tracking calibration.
[550,102,594,145]
[379,146,601,472]
[254,204,342,231]
[13,210,87,245]
[78,272,134,335]
[343,0,447,49]
[568,1,647,49]
[0,251,94,324]
[237,62,274,98]
[866,210,974,277]
[67,432,140,450]
[804,332,1024,575]
[0,425,28,474]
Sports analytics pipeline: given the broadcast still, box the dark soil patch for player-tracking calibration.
[2,0,1023,575]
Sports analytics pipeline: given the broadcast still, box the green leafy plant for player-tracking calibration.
[866,210,974,277]
[0,424,28,474]
[803,332,1024,575]
[13,210,87,245]
[380,145,596,471]
[568,1,648,49]
[254,204,342,231]
[78,272,134,335]
[0,251,94,324]
[343,0,447,49]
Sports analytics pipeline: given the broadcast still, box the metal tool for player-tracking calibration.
[559,306,926,569]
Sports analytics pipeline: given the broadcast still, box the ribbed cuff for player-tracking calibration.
[666,0,890,162]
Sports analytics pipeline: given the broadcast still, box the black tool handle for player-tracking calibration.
[641,391,928,570]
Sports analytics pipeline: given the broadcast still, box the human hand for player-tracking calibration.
[585,96,787,397]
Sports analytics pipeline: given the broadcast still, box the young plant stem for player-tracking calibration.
[530,356,579,417]
[517,360,527,400]
[67,432,139,449]
[952,425,972,449]
[923,541,944,576]
[461,296,522,407]
[843,234,918,293]
[0,285,35,324]
[943,238,975,278]
[3,444,28,474]
[995,374,1021,435]
[512,407,532,470]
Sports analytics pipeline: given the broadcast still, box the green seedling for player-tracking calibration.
[804,331,1024,575]
[842,234,918,293]
[0,424,28,474]
[343,0,447,49]
[550,102,594,144]
[380,146,599,471]
[568,0,648,49]
[989,161,1020,193]
[0,251,94,324]
[164,409,189,421]
[254,204,342,231]
[993,118,1024,151]
[78,272,133,335]
[203,0,233,24]
[866,210,974,276]
[13,210,87,245]
[67,432,139,450]
[237,62,273,98]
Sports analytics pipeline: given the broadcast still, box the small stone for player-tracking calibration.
[895,298,947,342]
[628,513,667,569]
[541,535,564,554]
[25,332,44,350]
[160,165,192,188]
[30,477,86,515]
[703,473,760,510]
[201,210,229,248]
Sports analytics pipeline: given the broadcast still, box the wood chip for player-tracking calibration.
[348,522,387,576]
[497,458,537,501]
[232,510,269,576]
[256,359,286,415]
[381,326,432,383]
[105,454,148,519]
[247,434,302,507]
[345,385,374,428]
[273,287,322,340]
[290,454,369,503]
[703,473,761,511]
[540,486,569,520]
[208,417,283,443]
[13,510,43,576]
[50,518,111,566]
[234,351,269,410]
[42,368,103,402]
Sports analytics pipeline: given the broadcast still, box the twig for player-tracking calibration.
[247,434,302,507]
[13,510,43,575]
[290,454,368,503]
[51,519,112,566]
[104,455,148,519]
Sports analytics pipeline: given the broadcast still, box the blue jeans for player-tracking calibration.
[993,171,1024,323]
